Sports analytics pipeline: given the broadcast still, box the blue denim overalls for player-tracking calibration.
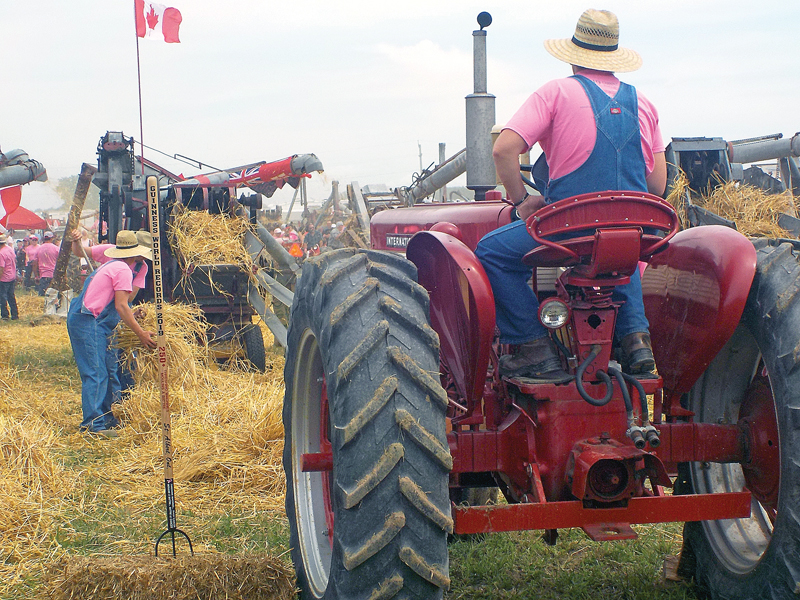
[476,74,650,344]
[66,261,128,432]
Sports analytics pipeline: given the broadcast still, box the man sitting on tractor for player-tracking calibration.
[476,8,667,381]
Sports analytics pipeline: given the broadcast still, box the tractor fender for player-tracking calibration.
[406,230,496,407]
[642,225,757,403]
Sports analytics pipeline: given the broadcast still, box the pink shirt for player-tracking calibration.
[0,245,16,282]
[504,69,664,180]
[36,242,59,278]
[25,244,40,265]
[83,260,135,317]
[88,244,148,289]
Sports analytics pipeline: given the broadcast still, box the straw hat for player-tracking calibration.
[104,230,153,260]
[136,230,153,249]
[543,9,641,73]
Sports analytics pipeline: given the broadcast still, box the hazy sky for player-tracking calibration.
[2,0,797,211]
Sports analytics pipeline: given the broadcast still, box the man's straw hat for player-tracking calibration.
[543,9,641,73]
[104,230,153,260]
[136,230,153,249]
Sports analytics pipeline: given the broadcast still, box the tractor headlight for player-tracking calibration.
[539,298,570,329]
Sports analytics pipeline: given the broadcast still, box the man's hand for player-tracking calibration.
[138,330,157,349]
[517,194,546,220]
[133,306,146,320]
[69,230,82,242]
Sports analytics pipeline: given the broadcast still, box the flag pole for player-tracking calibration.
[134,1,145,176]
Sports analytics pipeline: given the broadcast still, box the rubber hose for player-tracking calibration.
[551,333,572,361]
[607,367,633,414]
[576,345,614,407]
[620,370,649,425]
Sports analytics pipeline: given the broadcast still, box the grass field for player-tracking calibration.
[0,290,700,600]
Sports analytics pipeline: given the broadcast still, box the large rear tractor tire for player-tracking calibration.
[283,248,452,600]
[682,239,800,599]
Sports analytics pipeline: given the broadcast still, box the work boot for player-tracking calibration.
[621,332,655,375]
[499,336,572,382]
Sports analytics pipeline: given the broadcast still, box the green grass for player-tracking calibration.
[448,526,696,599]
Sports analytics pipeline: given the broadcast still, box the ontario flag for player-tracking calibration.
[135,1,182,43]
[0,186,21,228]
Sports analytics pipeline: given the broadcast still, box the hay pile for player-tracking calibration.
[43,554,296,600]
[111,301,286,511]
[14,293,45,317]
[167,204,273,309]
[667,173,795,237]
[0,329,74,591]
[0,297,291,598]
[115,302,209,389]
[169,205,254,268]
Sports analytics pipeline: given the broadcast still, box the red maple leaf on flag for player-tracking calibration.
[135,1,182,43]
[146,6,160,31]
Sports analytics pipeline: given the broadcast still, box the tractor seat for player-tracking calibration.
[522,191,679,281]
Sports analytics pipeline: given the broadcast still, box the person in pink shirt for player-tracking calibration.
[0,233,18,320]
[70,229,152,299]
[34,231,61,295]
[24,233,40,289]
[476,9,667,380]
[66,231,156,436]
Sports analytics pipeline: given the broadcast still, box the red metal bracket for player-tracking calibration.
[452,491,752,535]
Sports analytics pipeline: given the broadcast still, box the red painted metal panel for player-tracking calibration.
[370,201,514,252]
[407,231,496,408]
[642,226,756,404]
[257,156,295,182]
[524,191,679,268]
[654,422,745,464]
[452,492,752,534]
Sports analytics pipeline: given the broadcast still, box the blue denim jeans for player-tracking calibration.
[475,220,649,345]
[66,310,121,432]
[0,279,18,319]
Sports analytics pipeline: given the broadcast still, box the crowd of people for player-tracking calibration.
[268,219,350,258]
[0,229,69,321]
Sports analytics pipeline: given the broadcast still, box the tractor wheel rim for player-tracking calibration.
[291,328,333,597]
[695,356,778,575]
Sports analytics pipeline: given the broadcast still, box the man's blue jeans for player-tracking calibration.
[66,311,121,432]
[475,220,649,345]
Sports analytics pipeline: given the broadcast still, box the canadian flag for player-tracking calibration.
[135,0,182,43]
[0,186,21,228]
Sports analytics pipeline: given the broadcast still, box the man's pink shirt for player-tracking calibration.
[504,69,665,180]
[88,245,148,289]
[0,245,16,282]
[36,243,60,278]
[83,261,136,317]
[24,244,40,265]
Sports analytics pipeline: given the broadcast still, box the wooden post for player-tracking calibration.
[50,163,97,291]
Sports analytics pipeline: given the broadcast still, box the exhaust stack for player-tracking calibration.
[465,11,496,200]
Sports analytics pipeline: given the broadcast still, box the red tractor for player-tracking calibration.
[282,176,800,599]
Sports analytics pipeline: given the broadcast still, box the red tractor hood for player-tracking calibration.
[370,201,514,252]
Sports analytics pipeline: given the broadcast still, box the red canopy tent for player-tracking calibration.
[5,206,48,230]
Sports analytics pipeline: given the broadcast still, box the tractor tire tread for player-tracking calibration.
[284,249,450,600]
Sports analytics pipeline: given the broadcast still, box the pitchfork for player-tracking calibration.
[148,176,194,557]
